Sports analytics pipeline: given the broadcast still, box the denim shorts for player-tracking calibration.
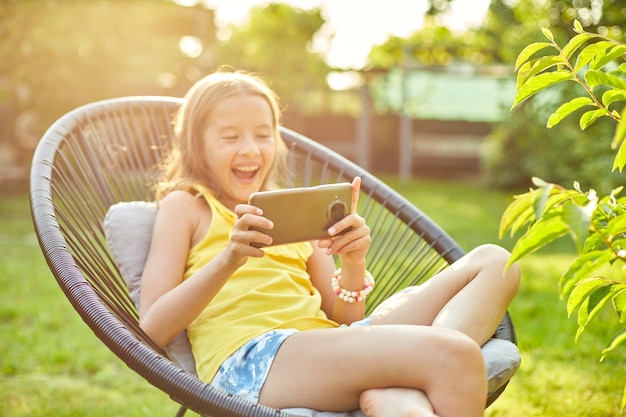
[210,316,373,402]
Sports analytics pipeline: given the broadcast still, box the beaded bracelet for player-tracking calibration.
[331,268,375,303]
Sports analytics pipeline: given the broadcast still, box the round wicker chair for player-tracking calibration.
[29,96,517,416]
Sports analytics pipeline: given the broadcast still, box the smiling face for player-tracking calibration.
[160,71,289,204]
[201,93,276,209]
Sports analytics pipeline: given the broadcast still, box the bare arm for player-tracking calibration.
[139,191,273,347]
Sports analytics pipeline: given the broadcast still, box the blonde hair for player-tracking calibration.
[153,69,289,201]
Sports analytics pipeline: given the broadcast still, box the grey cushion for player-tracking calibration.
[104,201,197,375]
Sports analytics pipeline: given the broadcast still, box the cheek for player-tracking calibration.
[262,141,277,161]
[199,144,224,178]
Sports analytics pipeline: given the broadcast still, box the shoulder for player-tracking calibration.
[158,189,213,246]
[158,189,209,215]
[156,190,203,229]
[159,189,199,207]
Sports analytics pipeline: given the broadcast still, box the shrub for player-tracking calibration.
[484,84,623,193]
[500,21,626,409]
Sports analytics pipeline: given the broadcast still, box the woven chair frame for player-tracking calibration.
[30,96,517,416]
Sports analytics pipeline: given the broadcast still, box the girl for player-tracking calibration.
[139,69,521,417]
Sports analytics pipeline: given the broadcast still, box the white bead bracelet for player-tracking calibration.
[331,268,375,303]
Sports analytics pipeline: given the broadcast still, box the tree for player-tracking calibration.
[500,21,626,409]
[368,21,466,69]
[211,3,330,116]
[369,0,624,69]
[0,0,215,143]
[476,0,625,64]
[464,0,626,191]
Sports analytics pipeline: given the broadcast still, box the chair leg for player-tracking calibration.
[174,405,187,417]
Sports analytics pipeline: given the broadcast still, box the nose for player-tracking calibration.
[239,134,260,155]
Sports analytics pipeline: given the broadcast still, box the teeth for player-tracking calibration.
[235,166,258,172]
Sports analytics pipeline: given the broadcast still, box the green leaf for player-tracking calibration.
[585,70,626,90]
[499,190,537,238]
[542,27,555,42]
[613,141,626,172]
[516,56,564,90]
[512,71,575,109]
[573,283,613,343]
[531,177,550,187]
[567,277,611,316]
[543,187,584,214]
[575,41,614,72]
[586,284,614,319]
[611,185,625,198]
[545,188,584,211]
[608,237,626,253]
[560,250,616,297]
[515,61,532,91]
[562,203,593,252]
[612,105,626,152]
[582,230,606,252]
[508,214,570,266]
[580,108,610,130]
[573,19,584,33]
[602,89,626,108]
[607,212,626,239]
[514,42,555,71]
[547,96,595,128]
[532,183,554,220]
[612,287,626,323]
[561,33,593,60]
[612,112,626,172]
[591,45,626,71]
[600,327,626,361]
[617,63,626,74]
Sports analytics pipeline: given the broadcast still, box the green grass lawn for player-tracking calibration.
[2,178,624,416]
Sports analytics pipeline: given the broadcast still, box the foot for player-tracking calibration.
[359,388,437,417]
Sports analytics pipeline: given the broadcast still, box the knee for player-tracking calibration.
[448,331,484,367]
[472,243,511,266]
[432,331,488,397]
[429,329,485,376]
[472,244,521,292]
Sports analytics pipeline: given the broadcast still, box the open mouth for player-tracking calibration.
[233,165,259,182]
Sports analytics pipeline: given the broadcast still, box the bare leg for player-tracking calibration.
[370,244,521,344]
[260,244,517,416]
[259,325,487,417]
[354,244,519,416]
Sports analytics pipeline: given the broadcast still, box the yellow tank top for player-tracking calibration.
[184,186,339,382]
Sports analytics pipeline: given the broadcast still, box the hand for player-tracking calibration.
[224,204,273,265]
[317,177,371,267]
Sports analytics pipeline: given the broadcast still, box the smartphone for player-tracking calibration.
[248,182,353,247]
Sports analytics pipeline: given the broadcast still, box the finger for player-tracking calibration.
[317,238,332,249]
[248,229,274,248]
[328,213,364,236]
[232,222,274,248]
[325,224,371,255]
[238,212,274,230]
[328,235,370,257]
[235,203,263,217]
[232,211,274,248]
[226,240,266,259]
[350,176,361,215]
[334,223,370,246]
